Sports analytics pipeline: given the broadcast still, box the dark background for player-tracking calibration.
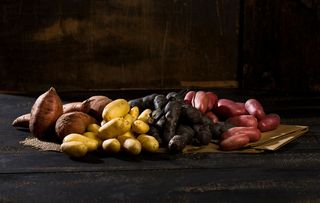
[0,0,319,92]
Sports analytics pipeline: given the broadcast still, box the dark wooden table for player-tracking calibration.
[1,89,320,203]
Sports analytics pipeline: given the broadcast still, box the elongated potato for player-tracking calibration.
[215,99,248,119]
[184,91,196,105]
[61,141,88,157]
[55,112,97,139]
[86,123,100,134]
[98,117,131,140]
[122,138,142,155]
[258,113,280,132]
[102,99,130,121]
[131,120,150,134]
[226,115,258,128]
[83,131,103,147]
[206,92,218,111]
[205,111,219,123]
[245,99,266,120]
[102,138,121,153]
[137,109,153,124]
[12,113,31,128]
[222,127,261,142]
[129,106,139,120]
[137,134,159,153]
[219,135,250,151]
[192,91,208,113]
[117,131,135,145]
[30,87,63,139]
[63,133,99,151]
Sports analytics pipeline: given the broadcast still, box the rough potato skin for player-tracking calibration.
[29,87,63,139]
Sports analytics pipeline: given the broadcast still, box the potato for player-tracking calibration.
[226,115,258,128]
[117,131,135,145]
[129,106,139,120]
[86,123,100,134]
[222,127,261,142]
[184,91,196,105]
[102,99,130,121]
[205,111,219,123]
[102,138,121,153]
[101,120,107,126]
[122,138,141,155]
[124,114,135,125]
[83,131,103,147]
[215,99,248,119]
[98,117,131,140]
[30,87,63,139]
[60,141,88,157]
[258,113,280,132]
[62,101,90,114]
[206,91,218,111]
[12,113,30,128]
[219,135,250,151]
[63,133,99,151]
[245,99,266,120]
[137,134,159,153]
[55,112,97,139]
[84,95,112,121]
[132,120,150,134]
[192,91,208,113]
[137,109,153,124]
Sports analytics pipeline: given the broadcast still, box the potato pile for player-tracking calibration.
[12,87,281,157]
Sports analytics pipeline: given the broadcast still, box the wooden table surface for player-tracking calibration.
[1,89,320,203]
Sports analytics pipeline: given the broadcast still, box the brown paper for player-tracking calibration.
[182,124,308,154]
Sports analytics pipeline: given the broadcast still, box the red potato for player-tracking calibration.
[192,91,208,113]
[205,111,219,123]
[55,112,97,139]
[226,115,258,128]
[184,91,196,105]
[245,99,266,120]
[219,135,250,151]
[258,113,281,132]
[206,92,218,111]
[215,99,248,119]
[222,127,261,142]
[29,87,63,139]
[12,113,31,128]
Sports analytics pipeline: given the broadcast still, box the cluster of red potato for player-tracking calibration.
[184,90,281,150]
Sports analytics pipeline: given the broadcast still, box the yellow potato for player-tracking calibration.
[137,134,159,153]
[138,109,153,124]
[60,141,88,157]
[129,106,139,120]
[98,117,131,140]
[117,131,135,145]
[86,123,100,134]
[122,138,141,155]
[131,120,150,134]
[102,138,121,153]
[83,131,103,147]
[101,120,107,126]
[63,133,99,152]
[124,114,135,125]
[102,99,130,121]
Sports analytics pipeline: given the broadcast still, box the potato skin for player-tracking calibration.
[137,134,159,153]
[12,113,31,128]
[192,91,208,114]
[98,117,131,140]
[245,99,266,120]
[226,115,258,128]
[222,127,261,142]
[30,87,63,139]
[219,135,250,151]
[102,138,121,153]
[215,99,248,119]
[122,138,142,155]
[184,91,196,105]
[61,141,88,157]
[102,99,130,121]
[206,92,218,111]
[258,113,280,132]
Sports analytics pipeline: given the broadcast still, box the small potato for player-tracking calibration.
[124,114,135,125]
[206,92,218,111]
[102,99,130,121]
[63,133,99,152]
[226,115,258,128]
[222,127,261,142]
[258,113,280,132]
[98,117,131,140]
[215,99,248,119]
[192,91,208,114]
[245,99,266,120]
[60,141,88,157]
[132,120,150,134]
[101,120,107,126]
[117,131,135,145]
[87,123,100,134]
[219,135,250,151]
[83,131,103,147]
[184,91,196,105]
[129,106,140,120]
[122,138,142,155]
[205,111,219,123]
[102,138,121,153]
[138,109,153,124]
[137,134,159,153]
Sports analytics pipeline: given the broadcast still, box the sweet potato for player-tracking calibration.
[62,101,91,114]
[258,113,280,132]
[12,113,30,128]
[29,87,63,139]
[84,95,112,121]
[215,99,248,119]
[55,112,97,140]
[226,115,258,128]
[245,99,266,120]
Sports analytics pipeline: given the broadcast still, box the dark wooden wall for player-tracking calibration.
[0,0,239,92]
